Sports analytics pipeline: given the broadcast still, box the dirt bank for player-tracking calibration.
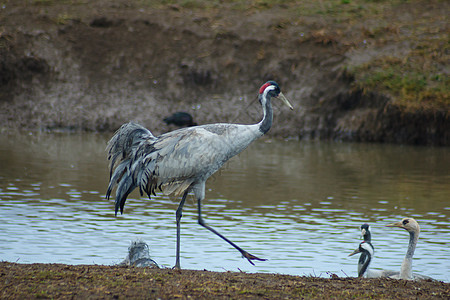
[0,0,448,144]
[1,262,449,299]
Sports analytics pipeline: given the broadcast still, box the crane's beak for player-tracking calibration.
[276,92,294,110]
[386,221,403,228]
[348,248,361,257]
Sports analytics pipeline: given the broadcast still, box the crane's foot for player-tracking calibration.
[242,251,267,265]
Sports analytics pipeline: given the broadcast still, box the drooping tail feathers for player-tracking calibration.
[106,122,156,216]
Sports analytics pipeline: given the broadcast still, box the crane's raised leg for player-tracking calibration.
[174,191,188,269]
[196,197,266,265]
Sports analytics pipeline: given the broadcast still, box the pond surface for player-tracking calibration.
[0,131,449,282]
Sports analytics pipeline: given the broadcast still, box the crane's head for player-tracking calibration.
[386,217,420,234]
[259,81,293,110]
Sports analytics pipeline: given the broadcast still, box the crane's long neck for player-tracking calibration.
[214,93,273,162]
[258,93,273,134]
[400,231,418,279]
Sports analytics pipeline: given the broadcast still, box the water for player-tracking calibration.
[0,131,449,282]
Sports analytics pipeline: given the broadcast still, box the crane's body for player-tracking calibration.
[108,122,263,208]
[106,81,293,268]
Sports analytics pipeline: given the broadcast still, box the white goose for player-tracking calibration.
[386,217,434,280]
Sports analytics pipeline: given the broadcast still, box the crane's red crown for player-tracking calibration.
[259,81,280,95]
[259,82,272,94]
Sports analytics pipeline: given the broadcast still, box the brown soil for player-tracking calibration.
[1,262,449,299]
[0,0,448,145]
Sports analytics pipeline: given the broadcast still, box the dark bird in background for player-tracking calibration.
[106,80,293,269]
[163,112,197,127]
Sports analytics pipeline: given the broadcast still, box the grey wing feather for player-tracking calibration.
[106,122,156,215]
[106,122,156,178]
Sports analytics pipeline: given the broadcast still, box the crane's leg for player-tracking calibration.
[196,197,266,265]
[174,191,188,269]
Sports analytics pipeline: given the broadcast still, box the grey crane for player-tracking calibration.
[349,218,434,280]
[106,80,293,269]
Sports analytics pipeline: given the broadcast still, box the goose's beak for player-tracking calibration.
[386,221,403,228]
[276,92,293,110]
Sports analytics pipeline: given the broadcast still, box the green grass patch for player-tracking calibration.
[349,40,449,111]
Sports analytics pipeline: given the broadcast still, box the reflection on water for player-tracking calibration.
[0,131,449,282]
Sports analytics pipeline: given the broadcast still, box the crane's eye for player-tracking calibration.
[403,219,409,225]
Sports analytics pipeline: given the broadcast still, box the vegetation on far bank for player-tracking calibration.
[138,0,449,112]
[23,0,449,112]
[1,0,447,144]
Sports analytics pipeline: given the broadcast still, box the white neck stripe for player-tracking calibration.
[262,85,276,100]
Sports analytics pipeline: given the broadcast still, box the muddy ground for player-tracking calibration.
[0,0,448,144]
[1,262,449,299]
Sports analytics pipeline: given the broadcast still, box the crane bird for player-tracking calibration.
[349,219,434,280]
[106,80,293,269]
